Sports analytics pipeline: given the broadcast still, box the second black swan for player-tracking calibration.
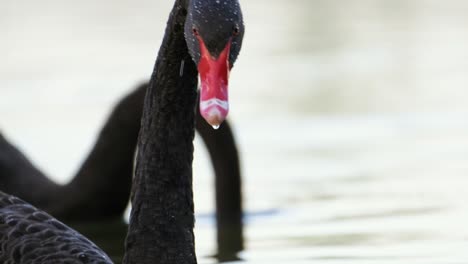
[0,83,243,259]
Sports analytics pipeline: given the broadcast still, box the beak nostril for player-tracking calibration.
[192,27,199,36]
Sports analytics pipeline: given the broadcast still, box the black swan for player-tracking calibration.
[0,83,243,259]
[0,191,113,263]
[0,0,244,263]
[123,0,244,262]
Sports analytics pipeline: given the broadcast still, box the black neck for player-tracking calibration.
[195,113,244,259]
[54,86,145,221]
[0,134,57,205]
[123,0,199,263]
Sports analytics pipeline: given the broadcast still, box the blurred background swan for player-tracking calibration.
[2,0,468,263]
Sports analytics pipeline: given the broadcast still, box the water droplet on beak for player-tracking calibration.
[212,124,220,130]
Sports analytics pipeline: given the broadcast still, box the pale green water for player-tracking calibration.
[2,0,468,263]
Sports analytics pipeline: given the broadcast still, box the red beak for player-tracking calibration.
[197,37,231,129]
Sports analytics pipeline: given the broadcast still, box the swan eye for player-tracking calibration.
[232,26,240,36]
[192,27,199,36]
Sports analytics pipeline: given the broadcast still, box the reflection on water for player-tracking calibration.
[2,0,468,263]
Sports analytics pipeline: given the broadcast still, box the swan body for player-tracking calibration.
[0,191,112,264]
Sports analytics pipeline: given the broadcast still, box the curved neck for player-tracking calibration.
[195,112,243,260]
[124,0,199,263]
[53,86,146,221]
[0,134,58,206]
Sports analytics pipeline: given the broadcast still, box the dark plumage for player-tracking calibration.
[124,0,244,263]
[0,82,243,259]
[0,191,112,264]
[0,0,244,263]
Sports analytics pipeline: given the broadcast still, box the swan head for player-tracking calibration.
[185,0,244,128]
